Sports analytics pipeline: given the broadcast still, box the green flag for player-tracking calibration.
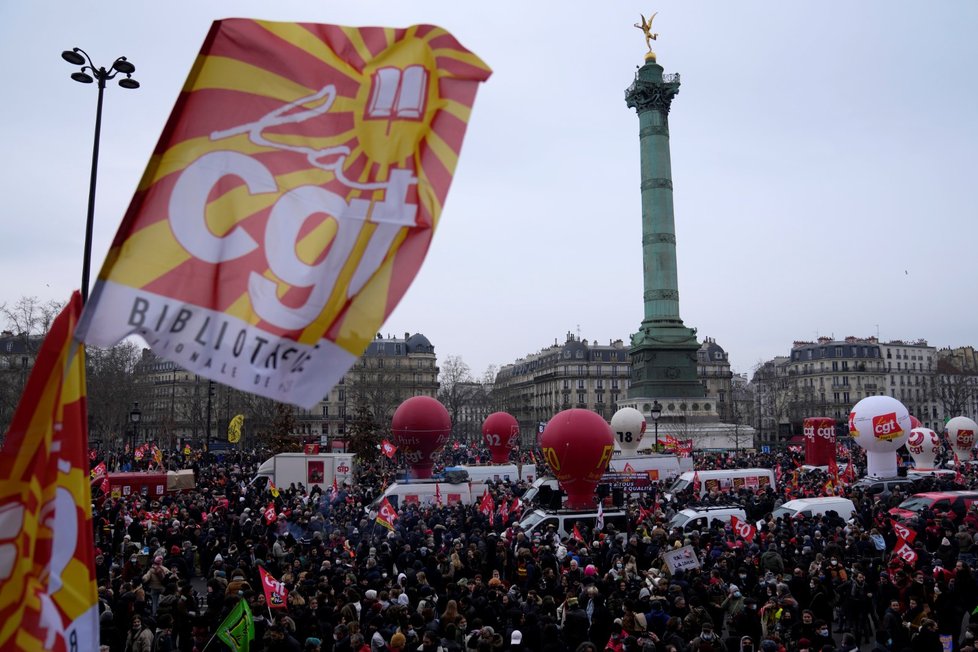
[217,599,255,652]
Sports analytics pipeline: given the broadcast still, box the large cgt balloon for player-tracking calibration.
[947,416,978,460]
[610,407,647,454]
[541,409,615,509]
[482,412,520,464]
[391,396,452,479]
[849,395,910,478]
[907,427,941,470]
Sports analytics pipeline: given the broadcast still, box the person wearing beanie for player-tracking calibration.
[304,637,322,652]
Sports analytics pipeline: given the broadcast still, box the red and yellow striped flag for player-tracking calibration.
[0,292,97,650]
[76,19,491,409]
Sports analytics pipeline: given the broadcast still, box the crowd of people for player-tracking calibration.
[89,444,978,652]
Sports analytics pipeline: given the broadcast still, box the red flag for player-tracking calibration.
[893,538,918,565]
[954,453,965,485]
[827,457,840,484]
[730,515,756,543]
[692,470,702,494]
[435,483,443,507]
[75,19,492,410]
[303,443,320,455]
[381,440,398,459]
[452,441,460,451]
[88,449,97,461]
[479,489,495,525]
[0,292,98,651]
[499,497,509,522]
[264,503,277,525]
[332,476,339,494]
[100,477,110,495]
[376,498,398,530]
[510,497,521,520]
[622,462,636,474]
[259,567,288,609]
[774,464,783,484]
[572,524,585,542]
[90,461,107,481]
[891,519,916,543]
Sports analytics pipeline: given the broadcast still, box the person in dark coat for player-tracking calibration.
[562,596,590,649]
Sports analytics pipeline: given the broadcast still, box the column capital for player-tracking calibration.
[625,76,680,115]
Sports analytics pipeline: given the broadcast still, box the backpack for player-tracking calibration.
[152,630,174,652]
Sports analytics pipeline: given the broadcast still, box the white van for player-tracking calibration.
[668,506,748,533]
[665,468,776,499]
[771,497,856,522]
[518,507,628,539]
[607,453,691,481]
[447,464,536,484]
[366,479,485,516]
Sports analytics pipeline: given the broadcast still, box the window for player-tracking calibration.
[577,392,586,404]
[576,350,584,359]
[578,365,585,375]
[841,361,849,371]
[322,405,328,416]
[611,379,619,390]
[338,390,345,401]
[596,379,604,389]
[832,361,838,371]
[844,392,850,403]
[577,379,585,390]
[563,380,569,389]
[835,346,843,356]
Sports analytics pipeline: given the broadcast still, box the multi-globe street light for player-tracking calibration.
[60,47,139,303]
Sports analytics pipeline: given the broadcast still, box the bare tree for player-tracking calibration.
[934,358,978,419]
[86,341,141,449]
[437,355,477,439]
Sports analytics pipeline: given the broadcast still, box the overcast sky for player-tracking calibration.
[2,2,976,381]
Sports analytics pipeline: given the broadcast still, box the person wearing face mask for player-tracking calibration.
[688,621,721,652]
[809,619,834,649]
[730,598,762,645]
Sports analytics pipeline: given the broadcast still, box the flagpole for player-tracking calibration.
[199,630,220,652]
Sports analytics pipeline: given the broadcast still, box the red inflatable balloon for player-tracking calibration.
[540,409,614,509]
[909,415,922,429]
[391,396,452,479]
[482,412,520,463]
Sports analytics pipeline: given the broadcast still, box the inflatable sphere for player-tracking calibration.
[391,396,452,479]
[909,415,922,429]
[907,427,941,470]
[481,412,520,464]
[848,396,911,478]
[803,417,836,467]
[540,409,614,509]
[947,416,978,460]
[610,407,647,454]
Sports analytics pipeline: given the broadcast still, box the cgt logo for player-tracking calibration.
[848,412,859,438]
[872,412,903,441]
[958,430,975,448]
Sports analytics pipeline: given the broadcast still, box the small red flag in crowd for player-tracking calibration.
[376,497,398,530]
[264,503,277,525]
[572,524,585,542]
[893,538,918,565]
[891,519,916,543]
[381,440,398,459]
[90,461,107,481]
[304,443,320,455]
[259,567,289,609]
[731,515,756,543]
[479,489,495,526]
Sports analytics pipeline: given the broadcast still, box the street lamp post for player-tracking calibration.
[129,402,141,454]
[650,400,662,450]
[61,47,139,303]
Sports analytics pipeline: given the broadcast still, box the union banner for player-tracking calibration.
[76,19,491,407]
[0,292,98,650]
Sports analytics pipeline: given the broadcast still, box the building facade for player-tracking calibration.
[785,337,887,433]
[697,337,734,422]
[494,334,630,445]
[880,340,940,431]
[301,332,440,449]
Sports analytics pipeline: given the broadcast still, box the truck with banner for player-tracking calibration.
[253,453,356,492]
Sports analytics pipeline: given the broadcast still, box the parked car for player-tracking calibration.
[889,491,978,522]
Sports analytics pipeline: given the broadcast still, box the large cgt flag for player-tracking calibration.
[0,292,98,651]
[75,19,491,408]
